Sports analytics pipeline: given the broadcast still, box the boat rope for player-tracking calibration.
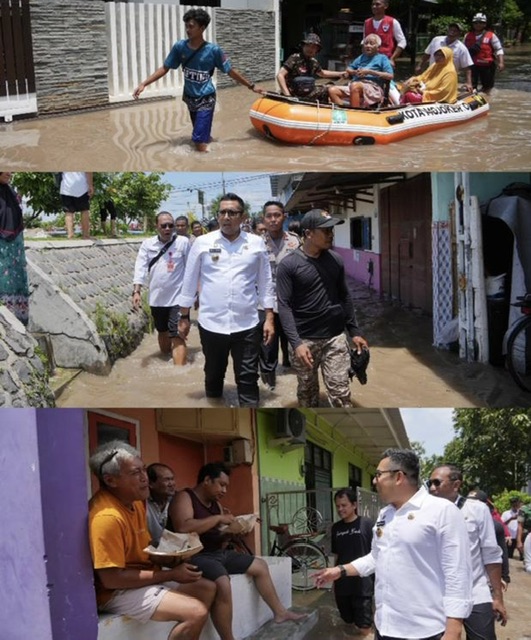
[307,100,335,145]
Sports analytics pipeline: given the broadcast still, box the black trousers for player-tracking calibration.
[375,630,444,640]
[199,323,261,407]
[464,602,496,640]
[258,310,290,373]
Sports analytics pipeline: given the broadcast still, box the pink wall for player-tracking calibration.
[334,247,382,294]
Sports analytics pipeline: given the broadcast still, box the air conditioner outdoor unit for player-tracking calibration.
[223,438,252,465]
[276,409,306,445]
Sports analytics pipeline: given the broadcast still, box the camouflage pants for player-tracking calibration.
[289,334,352,407]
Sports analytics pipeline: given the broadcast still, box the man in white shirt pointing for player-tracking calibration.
[177,193,275,406]
[314,449,473,640]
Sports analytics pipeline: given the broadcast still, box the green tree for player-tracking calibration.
[12,172,171,233]
[11,172,62,225]
[103,172,172,232]
[410,441,444,482]
[442,409,531,496]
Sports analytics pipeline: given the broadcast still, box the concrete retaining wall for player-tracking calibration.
[26,239,148,373]
[0,308,55,407]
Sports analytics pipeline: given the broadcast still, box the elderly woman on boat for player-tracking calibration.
[401,46,458,104]
[328,34,394,108]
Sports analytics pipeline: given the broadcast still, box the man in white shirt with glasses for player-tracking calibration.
[428,465,506,640]
[133,212,190,365]
[177,193,275,406]
[315,448,473,640]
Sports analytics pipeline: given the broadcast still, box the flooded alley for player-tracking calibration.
[56,277,531,409]
[3,46,531,172]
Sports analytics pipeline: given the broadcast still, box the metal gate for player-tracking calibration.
[0,0,37,121]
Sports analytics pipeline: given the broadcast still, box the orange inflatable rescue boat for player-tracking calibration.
[249,92,489,145]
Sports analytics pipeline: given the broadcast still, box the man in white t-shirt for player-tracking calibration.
[315,449,473,640]
[502,497,522,559]
[415,23,473,92]
[59,172,93,239]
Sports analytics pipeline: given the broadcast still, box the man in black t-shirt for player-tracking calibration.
[331,488,374,635]
[276,209,368,407]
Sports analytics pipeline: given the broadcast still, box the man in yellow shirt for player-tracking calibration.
[88,441,215,640]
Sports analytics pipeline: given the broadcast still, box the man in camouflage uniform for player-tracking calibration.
[258,201,301,390]
[276,209,368,407]
[276,34,347,102]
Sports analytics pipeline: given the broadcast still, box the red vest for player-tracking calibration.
[364,15,396,58]
[464,31,496,65]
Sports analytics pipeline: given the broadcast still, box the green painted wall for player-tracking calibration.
[256,409,376,553]
[431,173,530,222]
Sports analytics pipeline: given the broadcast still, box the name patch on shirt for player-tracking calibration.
[209,247,221,261]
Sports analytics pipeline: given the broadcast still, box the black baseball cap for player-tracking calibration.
[300,209,345,230]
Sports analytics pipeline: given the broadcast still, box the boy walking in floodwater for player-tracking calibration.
[133,8,263,152]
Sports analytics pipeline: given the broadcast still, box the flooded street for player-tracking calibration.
[3,46,531,172]
[57,279,531,409]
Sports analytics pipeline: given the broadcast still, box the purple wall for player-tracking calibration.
[0,409,53,640]
[335,247,382,294]
[36,409,99,640]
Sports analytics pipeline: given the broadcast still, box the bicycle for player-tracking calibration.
[506,293,531,392]
[268,506,328,591]
[227,506,328,590]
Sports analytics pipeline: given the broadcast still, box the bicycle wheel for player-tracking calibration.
[506,315,531,392]
[290,506,323,536]
[282,541,328,591]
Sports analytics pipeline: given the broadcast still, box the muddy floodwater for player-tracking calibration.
[3,45,531,172]
[57,282,531,409]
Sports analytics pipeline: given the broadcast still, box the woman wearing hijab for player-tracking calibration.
[328,34,394,108]
[402,46,458,104]
[0,172,29,325]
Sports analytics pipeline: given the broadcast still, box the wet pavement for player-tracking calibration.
[3,46,531,173]
[291,557,531,640]
[56,276,531,409]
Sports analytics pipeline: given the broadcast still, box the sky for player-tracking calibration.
[160,172,276,221]
[399,408,456,457]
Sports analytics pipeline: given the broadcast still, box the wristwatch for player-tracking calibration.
[178,313,190,321]
[338,564,347,578]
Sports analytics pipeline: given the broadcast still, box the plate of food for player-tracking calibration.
[219,513,258,535]
[144,530,203,559]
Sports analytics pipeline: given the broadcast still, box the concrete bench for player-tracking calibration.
[98,556,291,640]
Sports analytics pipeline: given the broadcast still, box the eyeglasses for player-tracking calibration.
[427,478,442,488]
[159,223,175,229]
[98,449,119,477]
[218,209,243,218]
[374,468,402,478]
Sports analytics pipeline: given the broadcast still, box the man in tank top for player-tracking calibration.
[169,462,305,640]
